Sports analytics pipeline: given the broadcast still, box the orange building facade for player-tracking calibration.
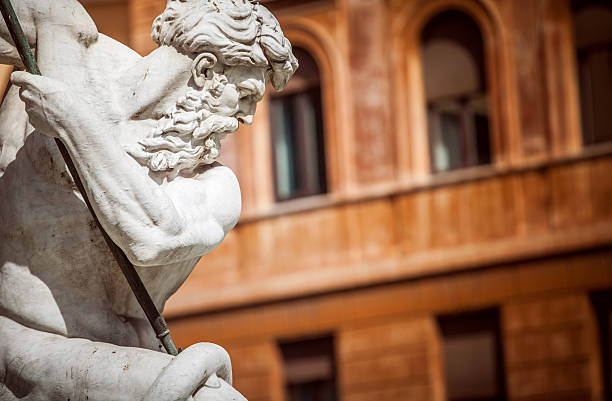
[82,1,612,400]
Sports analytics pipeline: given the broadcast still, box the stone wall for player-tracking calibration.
[504,294,603,401]
[337,317,444,401]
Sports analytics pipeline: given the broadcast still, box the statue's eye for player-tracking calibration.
[238,87,252,100]
[238,80,258,100]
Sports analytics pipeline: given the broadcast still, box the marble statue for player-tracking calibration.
[0,0,297,399]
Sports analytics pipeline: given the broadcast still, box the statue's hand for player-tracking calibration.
[10,71,79,138]
[192,375,247,401]
[143,343,247,401]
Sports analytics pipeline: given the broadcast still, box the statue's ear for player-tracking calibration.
[192,53,217,87]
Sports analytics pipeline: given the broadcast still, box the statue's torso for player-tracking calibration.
[0,15,244,349]
[0,28,199,347]
[0,132,198,347]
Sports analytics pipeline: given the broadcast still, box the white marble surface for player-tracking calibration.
[0,0,297,399]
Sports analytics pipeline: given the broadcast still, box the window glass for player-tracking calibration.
[438,309,506,401]
[592,291,612,401]
[572,0,612,145]
[270,47,327,201]
[279,336,338,401]
[609,310,612,393]
[421,11,491,173]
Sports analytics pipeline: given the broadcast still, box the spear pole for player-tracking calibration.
[0,0,179,356]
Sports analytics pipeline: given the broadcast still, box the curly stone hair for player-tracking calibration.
[151,0,298,91]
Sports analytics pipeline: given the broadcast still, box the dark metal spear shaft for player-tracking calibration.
[0,0,178,356]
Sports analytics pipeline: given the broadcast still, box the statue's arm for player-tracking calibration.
[10,72,238,266]
[0,316,171,400]
[0,316,240,401]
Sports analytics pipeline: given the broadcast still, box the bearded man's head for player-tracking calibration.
[127,0,298,178]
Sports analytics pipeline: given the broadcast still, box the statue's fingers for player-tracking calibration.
[18,88,37,106]
[193,377,247,401]
[10,71,57,96]
[142,343,233,401]
[10,71,39,89]
[9,71,29,86]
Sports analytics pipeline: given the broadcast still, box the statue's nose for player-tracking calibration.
[237,113,253,125]
[236,99,257,125]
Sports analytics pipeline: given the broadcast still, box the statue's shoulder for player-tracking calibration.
[0,1,141,175]
[28,0,99,46]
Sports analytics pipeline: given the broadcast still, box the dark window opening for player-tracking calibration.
[572,0,612,145]
[421,10,492,173]
[270,47,327,202]
[279,335,338,401]
[592,291,612,401]
[438,309,506,401]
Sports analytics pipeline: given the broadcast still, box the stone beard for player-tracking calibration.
[126,72,238,178]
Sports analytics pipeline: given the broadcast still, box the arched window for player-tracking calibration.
[421,11,491,174]
[270,47,327,201]
[573,0,612,145]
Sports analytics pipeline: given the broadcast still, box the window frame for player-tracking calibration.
[269,78,328,202]
[437,308,507,401]
[421,9,493,175]
[571,0,612,147]
[278,334,339,401]
[391,0,517,179]
[268,44,330,204]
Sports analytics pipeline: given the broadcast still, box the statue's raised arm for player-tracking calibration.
[0,0,133,173]
[0,1,297,400]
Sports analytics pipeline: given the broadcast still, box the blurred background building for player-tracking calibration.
[65,0,612,400]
